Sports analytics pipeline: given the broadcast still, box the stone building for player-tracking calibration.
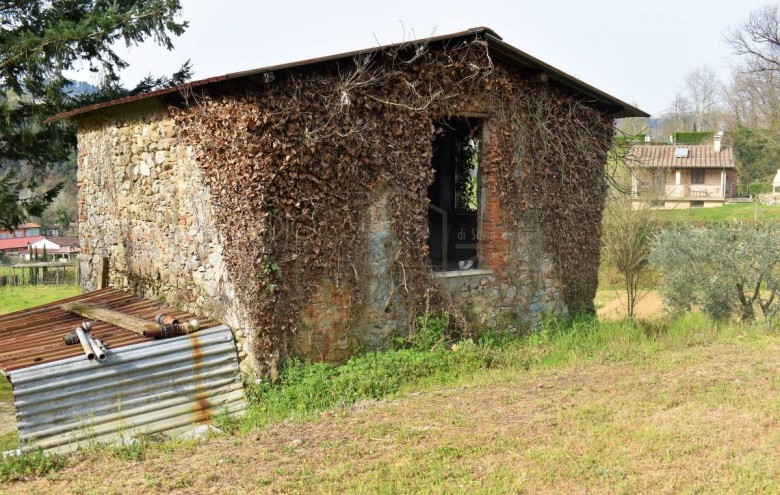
[51,28,646,372]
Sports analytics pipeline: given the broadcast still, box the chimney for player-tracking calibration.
[714,131,723,153]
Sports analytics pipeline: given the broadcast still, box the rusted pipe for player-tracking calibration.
[75,327,95,360]
[154,314,179,325]
[143,319,201,338]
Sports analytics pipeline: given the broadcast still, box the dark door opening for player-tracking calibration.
[428,117,481,271]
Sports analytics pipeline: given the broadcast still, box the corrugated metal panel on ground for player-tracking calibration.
[0,288,221,372]
[8,325,245,454]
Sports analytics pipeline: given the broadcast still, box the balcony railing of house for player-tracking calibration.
[664,185,723,199]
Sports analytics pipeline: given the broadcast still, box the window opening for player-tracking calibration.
[691,169,705,184]
[427,117,481,272]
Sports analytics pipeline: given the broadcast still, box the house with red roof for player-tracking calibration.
[20,237,80,261]
[629,133,737,209]
[0,223,46,256]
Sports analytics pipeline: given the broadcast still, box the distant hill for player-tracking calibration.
[65,81,99,96]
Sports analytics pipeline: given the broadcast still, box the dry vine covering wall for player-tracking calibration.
[159,37,616,375]
[488,75,614,314]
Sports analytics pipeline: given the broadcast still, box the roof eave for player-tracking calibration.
[483,33,647,118]
[48,27,649,122]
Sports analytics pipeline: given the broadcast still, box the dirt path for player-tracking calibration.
[597,290,665,320]
[5,339,780,494]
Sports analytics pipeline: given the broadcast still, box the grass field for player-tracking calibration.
[5,315,780,493]
[0,285,81,315]
[653,201,780,223]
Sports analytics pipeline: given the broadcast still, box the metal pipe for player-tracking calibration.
[75,327,95,360]
[94,339,108,355]
[154,314,179,325]
[143,319,201,338]
[87,334,106,361]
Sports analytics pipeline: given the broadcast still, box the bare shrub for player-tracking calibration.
[601,199,657,318]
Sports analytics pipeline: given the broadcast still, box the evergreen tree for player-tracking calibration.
[0,1,189,230]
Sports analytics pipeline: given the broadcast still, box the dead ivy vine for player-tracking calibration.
[172,37,613,377]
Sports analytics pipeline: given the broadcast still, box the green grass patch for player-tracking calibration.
[0,378,10,403]
[227,313,765,434]
[0,451,68,483]
[654,202,780,224]
[3,312,777,490]
[0,432,16,453]
[0,285,81,315]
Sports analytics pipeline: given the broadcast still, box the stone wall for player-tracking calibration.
[77,101,565,370]
[454,118,564,333]
[77,102,254,365]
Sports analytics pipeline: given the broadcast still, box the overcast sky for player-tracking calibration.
[84,0,774,117]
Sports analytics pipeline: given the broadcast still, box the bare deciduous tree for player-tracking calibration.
[601,198,657,319]
[660,92,693,136]
[616,116,649,138]
[685,66,722,131]
[726,4,780,74]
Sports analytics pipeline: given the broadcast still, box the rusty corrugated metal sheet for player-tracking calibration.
[47,27,647,123]
[630,145,736,169]
[8,325,245,454]
[0,288,219,373]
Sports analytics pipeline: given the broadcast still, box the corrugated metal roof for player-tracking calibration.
[48,27,648,122]
[0,288,220,373]
[9,325,245,454]
[629,145,736,169]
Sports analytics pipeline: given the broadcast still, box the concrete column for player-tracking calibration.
[631,172,638,197]
[721,169,726,199]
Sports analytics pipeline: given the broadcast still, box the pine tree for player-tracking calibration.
[0,1,189,231]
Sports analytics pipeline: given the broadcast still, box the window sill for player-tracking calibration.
[434,268,493,279]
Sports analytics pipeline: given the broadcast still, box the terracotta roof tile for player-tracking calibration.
[629,145,736,169]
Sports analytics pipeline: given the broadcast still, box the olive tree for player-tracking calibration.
[650,222,780,321]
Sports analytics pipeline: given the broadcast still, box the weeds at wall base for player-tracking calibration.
[229,312,764,436]
[0,450,68,483]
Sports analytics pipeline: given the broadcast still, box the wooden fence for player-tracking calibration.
[0,261,79,287]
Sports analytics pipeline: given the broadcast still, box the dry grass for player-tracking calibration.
[5,331,780,494]
[597,290,665,321]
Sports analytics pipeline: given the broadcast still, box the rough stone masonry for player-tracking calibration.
[77,103,564,371]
